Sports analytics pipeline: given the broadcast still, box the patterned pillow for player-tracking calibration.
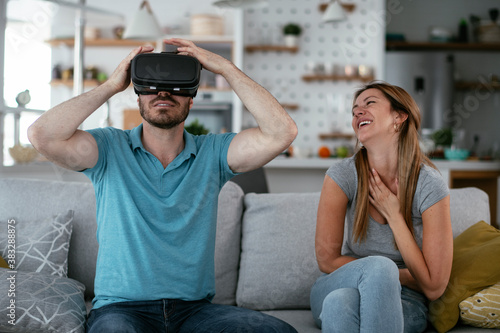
[0,268,86,333]
[459,282,500,329]
[0,211,73,277]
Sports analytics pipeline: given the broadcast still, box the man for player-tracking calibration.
[28,38,298,332]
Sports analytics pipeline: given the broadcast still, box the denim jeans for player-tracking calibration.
[310,256,428,333]
[85,298,297,333]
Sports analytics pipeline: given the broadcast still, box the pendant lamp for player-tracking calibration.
[123,0,162,39]
[212,0,268,8]
[322,0,346,23]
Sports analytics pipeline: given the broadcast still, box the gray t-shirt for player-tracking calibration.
[326,155,449,268]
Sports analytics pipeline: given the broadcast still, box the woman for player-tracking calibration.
[310,81,453,333]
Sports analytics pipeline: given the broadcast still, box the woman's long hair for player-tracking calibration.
[352,81,436,243]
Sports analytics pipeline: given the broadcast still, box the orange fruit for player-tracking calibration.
[318,146,331,158]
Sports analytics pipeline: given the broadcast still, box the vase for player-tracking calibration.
[284,35,298,47]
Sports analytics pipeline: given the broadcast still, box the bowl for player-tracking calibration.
[9,144,38,163]
[444,148,470,161]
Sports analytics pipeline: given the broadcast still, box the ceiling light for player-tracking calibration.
[322,0,347,23]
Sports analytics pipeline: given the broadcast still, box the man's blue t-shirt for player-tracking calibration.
[82,124,237,309]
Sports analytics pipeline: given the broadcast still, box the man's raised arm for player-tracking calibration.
[28,45,154,171]
[167,38,298,173]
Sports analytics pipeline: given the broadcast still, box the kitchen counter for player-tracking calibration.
[264,157,500,226]
[264,157,500,191]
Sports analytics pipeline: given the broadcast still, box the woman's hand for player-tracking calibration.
[368,168,402,224]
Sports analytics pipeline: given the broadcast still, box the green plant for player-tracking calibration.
[185,118,209,135]
[432,128,453,147]
[283,23,302,36]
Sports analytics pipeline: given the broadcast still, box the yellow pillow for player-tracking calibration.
[459,282,500,328]
[428,221,500,333]
[0,256,9,269]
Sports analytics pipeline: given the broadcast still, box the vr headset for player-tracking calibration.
[131,52,202,97]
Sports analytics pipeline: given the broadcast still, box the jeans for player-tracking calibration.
[310,256,428,333]
[85,298,298,333]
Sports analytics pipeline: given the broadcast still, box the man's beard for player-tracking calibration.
[139,95,189,130]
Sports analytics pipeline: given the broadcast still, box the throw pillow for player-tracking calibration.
[459,282,500,329]
[0,211,74,277]
[236,192,322,310]
[0,268,86,333]
[428,221,500,333]
[0,256,8,269]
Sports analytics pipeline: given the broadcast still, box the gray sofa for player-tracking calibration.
[0,177,498,332]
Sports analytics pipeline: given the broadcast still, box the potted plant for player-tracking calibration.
[283,23,302,47]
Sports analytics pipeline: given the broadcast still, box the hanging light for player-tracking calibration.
[322,0,346,23]
[123,0,162,39]
[212,0,268,9]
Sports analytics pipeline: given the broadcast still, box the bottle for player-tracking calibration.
[458,18,468,43]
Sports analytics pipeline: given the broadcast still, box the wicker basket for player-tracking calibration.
[190,14,224,36]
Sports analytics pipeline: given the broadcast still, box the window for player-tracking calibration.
[2,1,52,166]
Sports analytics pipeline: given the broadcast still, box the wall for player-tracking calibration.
[385,0,500,157]
[242,0,385,155]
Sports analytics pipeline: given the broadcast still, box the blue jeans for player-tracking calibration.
[85,298,297,333]
[310,256,428,333]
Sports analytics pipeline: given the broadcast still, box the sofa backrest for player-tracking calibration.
[0,178,246,305]
[0,177,491,309]
[232,187,491,311]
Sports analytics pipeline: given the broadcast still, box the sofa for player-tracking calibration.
[0,177,499,333]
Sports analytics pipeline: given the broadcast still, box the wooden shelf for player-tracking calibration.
[319,2,356,13]
[50,79,101,87]
[319,133,355,140]
[245,45,299,53]
[386,41,500,51]
[302,74,374,83]
[281,103,299,110]
[46,38,156,47]
[455,81,500,91]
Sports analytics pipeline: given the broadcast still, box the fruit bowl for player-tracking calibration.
[9,144,38,163]
[444,148,470,161]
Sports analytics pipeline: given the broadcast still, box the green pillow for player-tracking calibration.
[428,221,500,332]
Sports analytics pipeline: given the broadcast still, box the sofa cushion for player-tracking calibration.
[236,191,322,310]
[0,211,73,277]
[0,268,86,333]
[459,282,500,329]
[0,178,98,301]
[428,221,500,332]
[213,181,245,305]
[449,187,490,238]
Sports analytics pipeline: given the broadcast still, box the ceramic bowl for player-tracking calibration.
[444,148,470,161]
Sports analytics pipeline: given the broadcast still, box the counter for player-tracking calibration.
[263,157,500,227]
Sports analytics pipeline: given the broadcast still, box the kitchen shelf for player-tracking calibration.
[455,81,500,91]
[50,79,101,87]
[319,133,355,140]
[302,74,374,83]
[245,45,299,53]
[386,41,500,51]
[46,38,156,47]
[281,103,299,110]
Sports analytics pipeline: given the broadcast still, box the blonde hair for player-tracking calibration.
[352,81,436,243]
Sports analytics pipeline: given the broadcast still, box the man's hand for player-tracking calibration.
[106,45,155,93]
[164,38,231,75]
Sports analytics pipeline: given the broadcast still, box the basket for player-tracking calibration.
[190,14,224,36]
